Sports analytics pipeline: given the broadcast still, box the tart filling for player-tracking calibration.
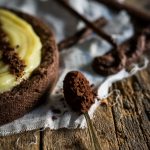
[0,9,42,93]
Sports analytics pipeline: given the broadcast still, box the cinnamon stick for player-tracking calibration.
[56,0,117,47]
[58,17,107,50]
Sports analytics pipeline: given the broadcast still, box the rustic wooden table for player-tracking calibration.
[0,1,150,150]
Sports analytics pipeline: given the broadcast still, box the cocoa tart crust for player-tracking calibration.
[0,8,59,126]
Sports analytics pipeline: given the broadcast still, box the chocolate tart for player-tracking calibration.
[0,8,59,125]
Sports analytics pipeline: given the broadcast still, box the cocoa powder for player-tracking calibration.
[0,21,26,77]
[63,71,96,113]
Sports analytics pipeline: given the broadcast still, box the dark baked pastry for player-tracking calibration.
[0,8,59,125]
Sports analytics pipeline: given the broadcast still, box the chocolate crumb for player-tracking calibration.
[63,71,96,113]
[16,45,20,49]
[90,84,94,88]
[0,21,26,77]
[100,99,108,107]
[52,116,57,120]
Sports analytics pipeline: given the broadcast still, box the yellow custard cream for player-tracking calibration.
[0,9,42,93]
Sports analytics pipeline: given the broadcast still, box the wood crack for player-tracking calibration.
[40,129,44,150]
[132,92,150,148]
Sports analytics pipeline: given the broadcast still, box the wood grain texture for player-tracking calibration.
[0,0,149,150]
[41,70,150,150]
[42,105,120,150]
[0,130,40,150]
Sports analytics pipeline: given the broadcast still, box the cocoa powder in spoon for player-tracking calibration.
[63,71,96,113]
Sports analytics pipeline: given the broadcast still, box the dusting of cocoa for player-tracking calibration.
[63,71,96,113]
[0,21,26,77]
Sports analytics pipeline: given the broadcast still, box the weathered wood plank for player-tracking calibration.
[0,130,40,150]
[42,70,150,150]
[42,105,119,150]
[111,74,150,150]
